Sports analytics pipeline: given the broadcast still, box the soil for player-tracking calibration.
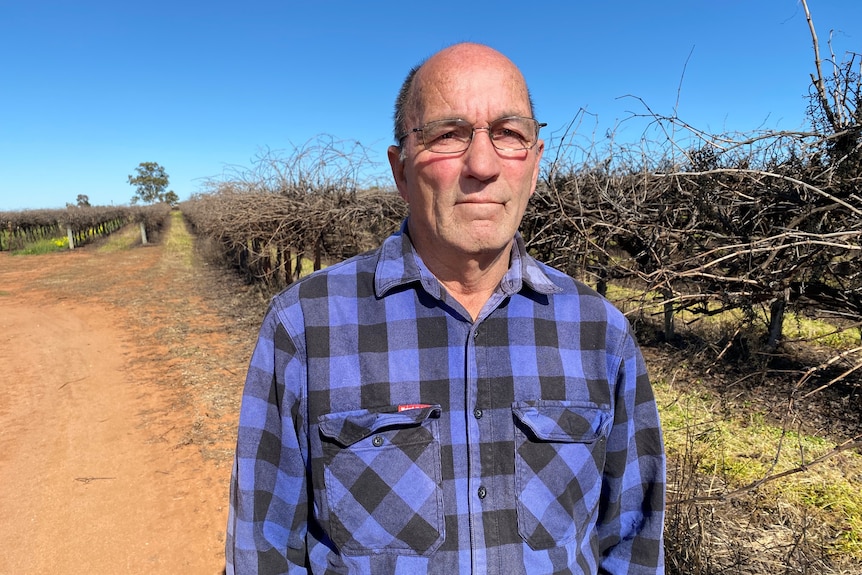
[0,219,263,574]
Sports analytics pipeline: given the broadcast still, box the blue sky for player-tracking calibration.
[2,0,860,211]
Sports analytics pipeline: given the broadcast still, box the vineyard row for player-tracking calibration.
[0,203,173,251]
[181,156,862,352]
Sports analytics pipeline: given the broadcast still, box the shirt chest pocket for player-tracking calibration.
[512,401,611,550]
[317,405,444,556]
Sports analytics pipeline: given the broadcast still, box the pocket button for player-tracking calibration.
[372,435,384,447]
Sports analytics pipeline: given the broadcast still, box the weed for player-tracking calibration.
[12,237,68,255]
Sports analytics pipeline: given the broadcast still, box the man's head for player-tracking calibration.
[387,43,544,272]
[392,47,537,150]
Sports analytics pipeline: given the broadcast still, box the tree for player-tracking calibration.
[128,162,170,205]
[163,190,180,206]
[76,194,91,207]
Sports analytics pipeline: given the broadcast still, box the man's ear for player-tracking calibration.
[387,145,409,201]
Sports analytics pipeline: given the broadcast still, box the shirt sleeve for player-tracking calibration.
[226,302,310,574]
[597,330,666,574]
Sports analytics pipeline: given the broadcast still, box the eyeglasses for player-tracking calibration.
[399,116,546,154]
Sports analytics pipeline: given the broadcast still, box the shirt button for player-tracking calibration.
[477,486,487,499]
[473,408,483,419]
[372,435,384,447]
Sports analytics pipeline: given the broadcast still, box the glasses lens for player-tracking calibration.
[488,117,538,151]
[416,117,540,153]
[422,119,473,153]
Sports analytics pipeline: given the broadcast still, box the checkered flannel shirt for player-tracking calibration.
[226,221,665,574]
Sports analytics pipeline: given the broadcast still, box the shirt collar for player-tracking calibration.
[374,219,563,299]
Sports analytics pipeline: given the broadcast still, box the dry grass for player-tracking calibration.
[655,375,862,573]
[95,223,143,252]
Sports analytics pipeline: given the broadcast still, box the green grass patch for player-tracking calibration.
[165,211,195,269]
[297,256,319,277]
[11,236,69,255]
[606,284,860,350]
[783,313,861,348]
[654,380,862,558]
[96,224,143,252]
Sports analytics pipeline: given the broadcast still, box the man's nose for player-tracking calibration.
[463,128,501,179]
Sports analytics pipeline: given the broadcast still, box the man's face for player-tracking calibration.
[388,46,544,269]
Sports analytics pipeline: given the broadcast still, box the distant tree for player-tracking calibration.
[128,162,170,204]
[163,190,180,207]
[76,194,91,207]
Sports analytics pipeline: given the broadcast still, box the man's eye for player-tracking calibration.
[494,127,520,138]
[492,126,527,143]
[427,124,469,142]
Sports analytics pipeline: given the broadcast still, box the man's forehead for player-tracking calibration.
[410,59,530,118]
[418,47,524,88]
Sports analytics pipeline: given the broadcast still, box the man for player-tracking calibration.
[226,43,665,574]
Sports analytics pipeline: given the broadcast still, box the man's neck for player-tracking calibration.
[417,241,513,321]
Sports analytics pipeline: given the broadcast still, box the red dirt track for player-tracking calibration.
[0,221,259,574]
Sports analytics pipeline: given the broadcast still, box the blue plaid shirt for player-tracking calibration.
[226,222,665,574]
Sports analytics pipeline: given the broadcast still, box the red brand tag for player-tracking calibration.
[397,403,432,412]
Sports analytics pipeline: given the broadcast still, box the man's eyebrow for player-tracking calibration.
[419,117,467,124]
[421,114,530,125]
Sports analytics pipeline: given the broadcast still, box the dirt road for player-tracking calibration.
[0,216,262,574]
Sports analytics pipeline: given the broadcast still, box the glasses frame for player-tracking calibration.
[398,116,547,154]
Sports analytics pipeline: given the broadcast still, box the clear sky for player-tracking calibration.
[2,0,860,211]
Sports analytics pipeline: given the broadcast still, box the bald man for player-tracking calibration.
[226,43,665,574]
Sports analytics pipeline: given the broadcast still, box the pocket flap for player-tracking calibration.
[319,405,441,446]
[512,401,609,443]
